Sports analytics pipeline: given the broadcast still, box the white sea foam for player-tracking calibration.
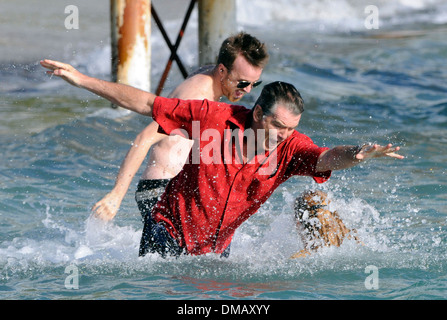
[236,0,447,30]
[0,209,141,277]
[0,185,444,288]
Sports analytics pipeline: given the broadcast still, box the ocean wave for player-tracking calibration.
[236,0,447,31]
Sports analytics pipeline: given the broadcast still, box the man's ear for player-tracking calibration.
[218,63,227,75]
[253,104,263,122]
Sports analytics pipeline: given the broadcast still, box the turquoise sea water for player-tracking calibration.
[1,0,447,301]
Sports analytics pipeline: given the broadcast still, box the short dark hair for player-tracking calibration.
[254,81,305,116]
[217,32,269,71]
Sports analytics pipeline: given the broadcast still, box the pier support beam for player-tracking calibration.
[198,0,237,65]
[110,0,151,95]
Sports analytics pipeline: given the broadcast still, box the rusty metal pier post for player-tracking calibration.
[110,0,151,97]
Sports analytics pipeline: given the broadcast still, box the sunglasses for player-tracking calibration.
[236,80,262,89]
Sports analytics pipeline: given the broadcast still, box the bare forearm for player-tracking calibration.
[111,123,162,198]
[79,75,155,116]
[316,143,403,172]
[316,145,362,172]
[111,144,151,199]
[91,143,149,220]
[41,59,155,116]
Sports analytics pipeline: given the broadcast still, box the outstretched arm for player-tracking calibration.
[40,59,156,116]
[316,143,404,172]
[92,122,165,221]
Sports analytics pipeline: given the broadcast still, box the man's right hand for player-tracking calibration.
[40,59,86,87]
[41,58,156,116]
[91,192,123,221]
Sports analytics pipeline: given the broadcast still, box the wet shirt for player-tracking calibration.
[152,97,331,255]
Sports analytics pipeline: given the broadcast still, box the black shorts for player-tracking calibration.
[135,179,182,257]
[135,179,170,222]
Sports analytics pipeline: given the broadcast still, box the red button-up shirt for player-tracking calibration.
[152,97,331,255]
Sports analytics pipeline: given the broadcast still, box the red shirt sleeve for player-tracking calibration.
[153,96,219,139]
[287,132,332,183]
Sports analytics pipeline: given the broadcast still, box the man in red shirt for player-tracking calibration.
[41,60,404,257]
[150,87,331,256]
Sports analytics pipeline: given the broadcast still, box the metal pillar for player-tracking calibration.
[110,0,237,98]
[110,0,151,93]
[198,0,237,65]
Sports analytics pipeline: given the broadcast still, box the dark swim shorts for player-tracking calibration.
[135,179,182,257]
